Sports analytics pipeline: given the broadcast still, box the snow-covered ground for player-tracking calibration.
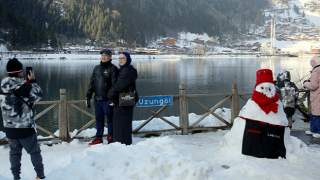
[246,39,295,48]
[178,32,215,42]
[281,41,320,53]
[0,44,8,53]
[293,0,320,25]
[0,107,318,180]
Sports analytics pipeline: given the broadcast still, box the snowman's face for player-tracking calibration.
[255,82,276,98]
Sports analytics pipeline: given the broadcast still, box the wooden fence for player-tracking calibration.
[0,84,310,145]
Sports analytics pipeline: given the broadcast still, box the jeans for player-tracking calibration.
[94,100,113,138]
[310,113,320,134]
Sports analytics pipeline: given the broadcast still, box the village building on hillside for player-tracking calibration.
[193,38,205,45]
[206,40,217,46]
[162,38,176,45]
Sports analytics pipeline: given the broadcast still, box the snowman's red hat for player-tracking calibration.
[255,69,274,88]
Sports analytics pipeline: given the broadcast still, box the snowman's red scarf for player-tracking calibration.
[251,90,279,114]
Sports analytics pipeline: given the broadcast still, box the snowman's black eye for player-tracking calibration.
[269,88,271,91]
[261,87,264,89]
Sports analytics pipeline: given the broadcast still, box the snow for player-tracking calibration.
[246,39,294,48]
[281,41,320,53]
[0,107,319,180]
[239,99,288,125]
[0,44,8,53]
[292,0,320,26]
[178,32,217,42]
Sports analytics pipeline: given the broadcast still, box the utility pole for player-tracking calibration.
[270,19,276,55]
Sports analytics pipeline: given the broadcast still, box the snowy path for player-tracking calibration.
[0,129,320,180]
[0,109,318,180]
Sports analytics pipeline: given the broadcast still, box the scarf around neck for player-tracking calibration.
[251,90,279,114]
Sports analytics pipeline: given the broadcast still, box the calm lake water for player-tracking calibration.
[0,56,313,135]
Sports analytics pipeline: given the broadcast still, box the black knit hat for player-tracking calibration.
[7,58,23,74]
[100,49,112,55]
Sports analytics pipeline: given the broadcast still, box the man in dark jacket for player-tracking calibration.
[86,49,118,145]
[0,58,45,180]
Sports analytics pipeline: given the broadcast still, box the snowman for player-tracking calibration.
[220,69,290,159]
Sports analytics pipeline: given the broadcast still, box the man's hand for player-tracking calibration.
[86,97,91,108]
[28,70,35,80]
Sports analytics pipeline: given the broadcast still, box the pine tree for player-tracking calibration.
[50,27,57,48]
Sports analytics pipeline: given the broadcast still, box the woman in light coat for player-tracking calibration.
[304,56,320,138]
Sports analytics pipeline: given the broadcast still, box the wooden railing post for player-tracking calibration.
[230,84,240,126]
[179,84,189,135]
[59,89,69,141]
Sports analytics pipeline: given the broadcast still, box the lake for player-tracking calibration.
[0,56,313,135]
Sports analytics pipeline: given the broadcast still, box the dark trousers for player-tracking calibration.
[94,100,113,138]
[8,133,44,179]
[113,104,134,145]
[310,113,320,134]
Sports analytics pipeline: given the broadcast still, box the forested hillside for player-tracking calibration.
[0,0,267,50]
[246,0,270,9]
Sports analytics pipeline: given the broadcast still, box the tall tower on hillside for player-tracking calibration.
[270,19,276,54]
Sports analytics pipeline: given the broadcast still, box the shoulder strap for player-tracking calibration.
[312,65,320,71]
[13,91,34,110]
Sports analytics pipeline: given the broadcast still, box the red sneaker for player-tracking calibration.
[88,138,103,146]
[107,136,113,144]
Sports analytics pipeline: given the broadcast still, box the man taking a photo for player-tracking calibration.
[0,58,45,180]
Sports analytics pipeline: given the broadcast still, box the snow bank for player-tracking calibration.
[0,130,320,180]
[0,108,318,179]
[47,137,215,180]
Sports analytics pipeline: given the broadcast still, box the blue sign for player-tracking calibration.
[137,95,173,107]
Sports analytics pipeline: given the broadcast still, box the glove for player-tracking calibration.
[86,97,91,108]
[303,79,310,88]
[108,99,115,107]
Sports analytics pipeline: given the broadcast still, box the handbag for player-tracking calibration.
[119,87,136,106]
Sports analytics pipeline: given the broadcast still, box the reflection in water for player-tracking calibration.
[0,57,313,135]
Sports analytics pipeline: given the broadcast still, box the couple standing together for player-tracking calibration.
[86,49,138,146]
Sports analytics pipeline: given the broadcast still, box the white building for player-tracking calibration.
[260,41,276,53]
